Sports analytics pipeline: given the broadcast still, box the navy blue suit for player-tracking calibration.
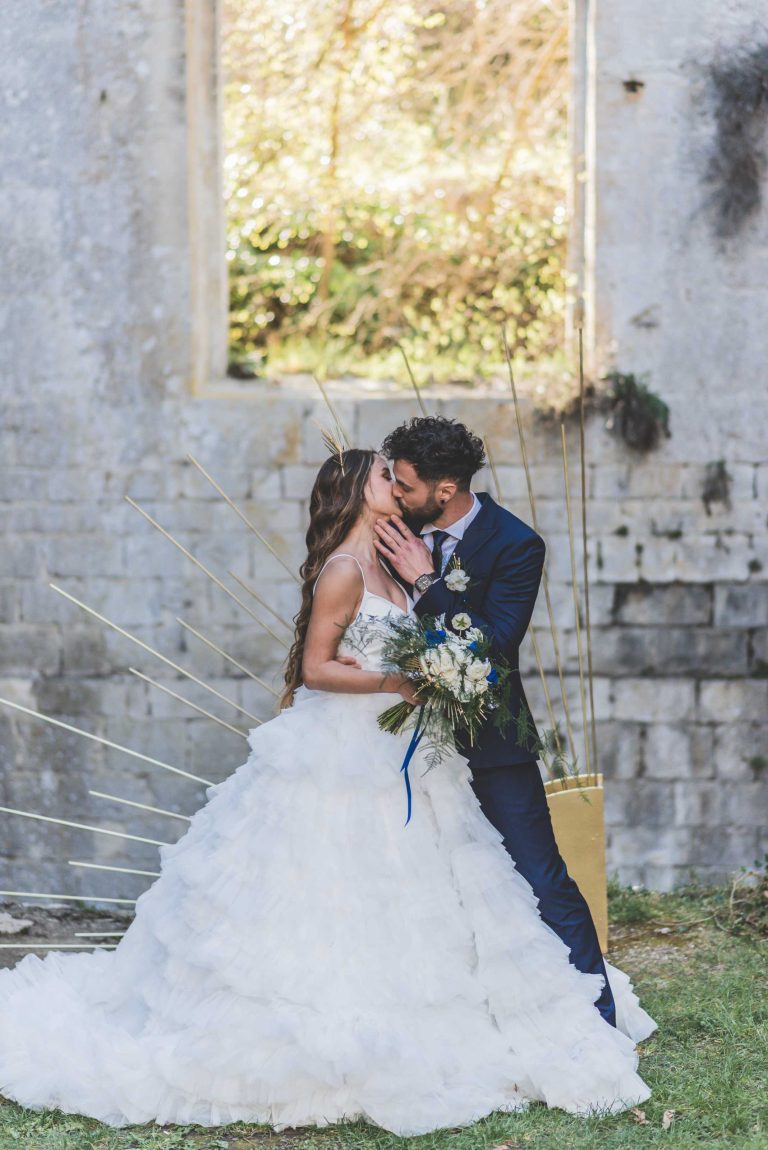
[412,492,617,1027]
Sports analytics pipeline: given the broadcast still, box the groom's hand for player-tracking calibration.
[335,654,362,669]
[374,515,433,583]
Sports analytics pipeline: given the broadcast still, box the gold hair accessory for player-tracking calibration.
[319,424,347,475]
[312,375,352,476]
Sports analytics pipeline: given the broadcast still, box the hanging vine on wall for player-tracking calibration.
[597,371,671,453]
[535,367,671,454]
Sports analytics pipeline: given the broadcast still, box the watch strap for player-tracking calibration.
[415,572,438,594]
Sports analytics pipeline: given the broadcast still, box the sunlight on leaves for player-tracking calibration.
[222,0,570,382]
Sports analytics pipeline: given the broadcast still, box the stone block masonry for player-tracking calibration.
[1,382,766,897]
[0,0,766,900]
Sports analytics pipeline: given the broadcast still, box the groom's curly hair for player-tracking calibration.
[380,416,486,490]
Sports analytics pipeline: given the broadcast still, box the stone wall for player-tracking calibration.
[576,0,768,884]
[2,379,766,897]
[0,0,766,901]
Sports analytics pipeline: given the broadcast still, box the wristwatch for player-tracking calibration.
[414,571,439,595]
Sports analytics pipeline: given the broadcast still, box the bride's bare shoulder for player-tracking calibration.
[311,553,365,609]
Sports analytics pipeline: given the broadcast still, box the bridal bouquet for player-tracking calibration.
[345,610,519,821]
[376,612,517,748]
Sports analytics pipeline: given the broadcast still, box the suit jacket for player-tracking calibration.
[411,491,545,771]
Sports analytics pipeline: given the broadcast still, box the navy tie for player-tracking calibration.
[431,530,449,576]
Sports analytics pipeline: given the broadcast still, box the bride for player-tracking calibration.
[0,447,657,1136]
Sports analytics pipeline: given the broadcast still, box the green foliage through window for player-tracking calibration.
[223,1,570,382]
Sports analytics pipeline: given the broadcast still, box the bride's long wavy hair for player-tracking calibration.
[280,448,376,709]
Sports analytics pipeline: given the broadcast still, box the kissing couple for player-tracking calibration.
[0,416,657,1135]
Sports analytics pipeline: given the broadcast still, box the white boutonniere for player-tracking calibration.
[443,555,472,592]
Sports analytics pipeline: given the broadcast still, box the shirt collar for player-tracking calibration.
[420,491,480,541]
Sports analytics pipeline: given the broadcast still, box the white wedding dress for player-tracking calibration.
[0,563,657,1135]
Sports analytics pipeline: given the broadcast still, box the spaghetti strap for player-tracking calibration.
[312,552,367,596]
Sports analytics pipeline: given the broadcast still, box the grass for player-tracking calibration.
[0,876,765,1150]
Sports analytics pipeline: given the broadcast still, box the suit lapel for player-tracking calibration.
[450,491,497,569]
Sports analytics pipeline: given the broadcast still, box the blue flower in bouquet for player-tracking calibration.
[425,628,447,647]
[486,667,499,684]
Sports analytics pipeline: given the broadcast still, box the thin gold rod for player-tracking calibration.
[397,344,429,416]
[69,860,161,878]
[0,804,170,848]
[0,696,211,786]
[501,328,537,517]
[578,326,599,781]
[87,790,192,823]
[0,891,136,905]
[0,942,119,950]
[48,583,265,722]
[75,931,126,937]
[226,570,293,632]
[502,325,575,761]
[124,497,290,648]
[529,624,561,747]
[128,667,252,737]
[186,454,300,584]
[561,422,593,782]
[176,617,280,698]
[312,374,353,447]
[483,437,504,502]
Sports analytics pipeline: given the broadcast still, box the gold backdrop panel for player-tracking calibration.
[544,774,608,955]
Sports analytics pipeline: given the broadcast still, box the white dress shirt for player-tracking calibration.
[412,492,482,604]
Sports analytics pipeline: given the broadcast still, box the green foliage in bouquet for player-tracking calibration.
[345,610,520,767]
[514,715,595,799]
[482,697,589,791]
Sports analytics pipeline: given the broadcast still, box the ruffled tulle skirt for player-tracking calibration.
[0,686,657,1135]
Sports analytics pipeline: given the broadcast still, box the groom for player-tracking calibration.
[373,415,618,1029]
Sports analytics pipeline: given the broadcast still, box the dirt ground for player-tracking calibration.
[0,901,133,968]
[0,899,707,974]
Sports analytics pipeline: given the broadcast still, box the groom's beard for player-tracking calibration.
[398,508,424,533]
[397,498,442,533]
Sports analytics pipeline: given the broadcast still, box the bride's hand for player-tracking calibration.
[396,678,423,706]
[377,672,420,703]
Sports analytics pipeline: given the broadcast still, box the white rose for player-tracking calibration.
[445,631,467,653]
[459,675,488,700]
[452,644,471,666]
[451,612,472,632]
[465,627,484,644]
[444,568,470,591]
[419,649,439,677]
[439,666,462,692]
[465,658,492,682]
[437,645,457,675]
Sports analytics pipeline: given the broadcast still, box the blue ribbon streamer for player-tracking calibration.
[400,704,426,826]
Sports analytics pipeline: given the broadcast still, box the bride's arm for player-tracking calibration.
[301,559,407,695]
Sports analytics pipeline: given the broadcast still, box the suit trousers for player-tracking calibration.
[469,759,617,1028]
